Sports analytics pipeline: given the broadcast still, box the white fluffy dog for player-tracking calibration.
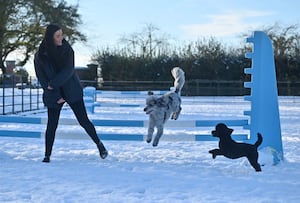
[144,67,185,147]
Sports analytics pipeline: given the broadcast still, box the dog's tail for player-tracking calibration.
[171,67,185,94]
[254,133,263,148]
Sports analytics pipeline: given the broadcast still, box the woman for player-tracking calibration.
[34,24,108,162]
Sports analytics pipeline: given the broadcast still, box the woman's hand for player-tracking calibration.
[57,98,65,104]
[47,85,54,90]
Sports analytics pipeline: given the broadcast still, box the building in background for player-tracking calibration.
[75,63,102,88]
[1,61,24,86]
[5,60,15,75]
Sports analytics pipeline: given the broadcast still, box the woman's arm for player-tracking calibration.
[48,45,75,89]
[34,52,64,104]
[34,53,49,90]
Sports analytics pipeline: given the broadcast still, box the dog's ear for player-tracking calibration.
[217,123,234,135]
[227,127,234,135]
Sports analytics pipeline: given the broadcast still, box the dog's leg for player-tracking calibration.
[146,117,155,143]
[247,153,262,172]
[153,124,163,147]
[208,149,223,159]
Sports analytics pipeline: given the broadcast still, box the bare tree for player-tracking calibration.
[119,23,170,58]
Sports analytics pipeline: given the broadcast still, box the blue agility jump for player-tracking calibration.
[84,89,167,113]
[0,115,249,141]
[0,116,248,127]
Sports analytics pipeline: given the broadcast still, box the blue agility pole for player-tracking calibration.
[244,31,283,164]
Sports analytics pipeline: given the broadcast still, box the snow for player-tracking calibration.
[1,95,300,203]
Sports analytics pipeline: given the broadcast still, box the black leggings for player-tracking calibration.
[45,99,100,156]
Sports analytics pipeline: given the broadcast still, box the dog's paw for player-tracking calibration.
[152,137,160,147]
[171,107,181,120]
[208,150,216,159]
[146,134,152,143]
[171,112,179,120]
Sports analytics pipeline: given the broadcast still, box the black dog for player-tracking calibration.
[209,123,263,172]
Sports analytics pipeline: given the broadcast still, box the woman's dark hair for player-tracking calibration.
[38,24,63,65]
[44,24,61,50]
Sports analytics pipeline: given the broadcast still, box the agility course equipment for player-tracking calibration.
[244,31,283,163]
[83,89,167,113]
[0,31,283,163]
[0,115,248,141]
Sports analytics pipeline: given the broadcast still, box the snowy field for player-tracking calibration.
[0,95,300,203]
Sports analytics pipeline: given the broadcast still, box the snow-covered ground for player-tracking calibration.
[0,95,300,203]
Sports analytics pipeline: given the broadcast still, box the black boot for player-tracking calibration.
[42,156,50,163]
[97,142,108,159]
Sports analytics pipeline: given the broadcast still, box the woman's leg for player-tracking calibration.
[69,99,100,143]
[43,105,62,162]
[69,99,108,159]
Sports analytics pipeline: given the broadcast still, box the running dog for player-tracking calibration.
[144,67,185,147]
[209,123,263,172]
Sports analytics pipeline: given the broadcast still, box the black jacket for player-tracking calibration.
[34,39,83,108]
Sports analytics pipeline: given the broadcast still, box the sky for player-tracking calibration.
[15,0,300,76]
